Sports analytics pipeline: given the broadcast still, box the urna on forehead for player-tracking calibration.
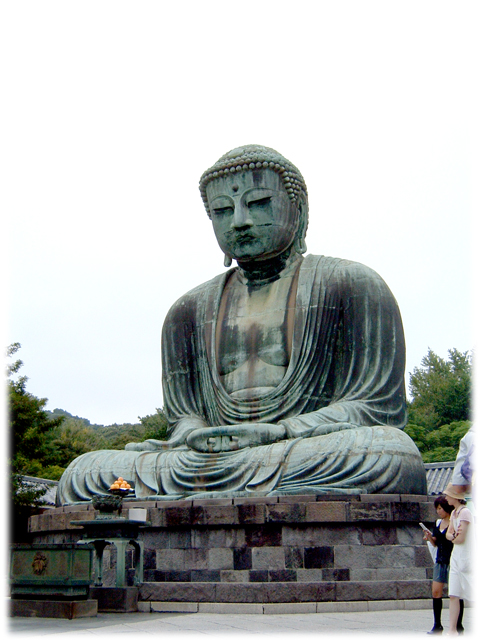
[199,144,308,213]
[205,166,286,197]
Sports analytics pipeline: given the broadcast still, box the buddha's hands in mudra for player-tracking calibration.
[186,424,287,453]
[124,417,358,452]
[186,421,360,453]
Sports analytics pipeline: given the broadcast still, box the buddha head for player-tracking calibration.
[199,145,309,266]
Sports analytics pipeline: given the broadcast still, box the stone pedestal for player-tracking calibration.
[89,587,138,612]
[29,494,436,606]
[10,599,97,619]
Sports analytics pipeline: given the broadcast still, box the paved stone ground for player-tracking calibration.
[6,605,475,637]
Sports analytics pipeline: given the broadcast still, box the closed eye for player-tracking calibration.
[247,196,271,208]
[213,206,234,216]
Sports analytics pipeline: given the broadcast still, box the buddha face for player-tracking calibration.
[206,169,299,263]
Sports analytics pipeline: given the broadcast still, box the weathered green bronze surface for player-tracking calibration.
[91,493,124,518]
[74,518,150,539]
[56,145,427,504]
[10,543,94,599]
[74,518,150,587]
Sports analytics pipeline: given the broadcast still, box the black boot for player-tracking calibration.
[427,598,443,634]
[457,599,464,634]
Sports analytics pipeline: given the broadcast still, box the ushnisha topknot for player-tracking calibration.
[199,144,308,214]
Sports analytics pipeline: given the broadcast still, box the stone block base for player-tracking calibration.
[29,494,435,603]
[89,586,138,612]
[9,598,97,619]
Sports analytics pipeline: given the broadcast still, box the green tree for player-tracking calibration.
[408,348,472,430]
[44,408,170,456]
[405,348,473,462]
[7,343,65,483]
[405,420,471,463]
[7,343,66,540]
[139,408,169,441]
[95,410,169,449]
[98,422,145,450]
[45,417,107,475]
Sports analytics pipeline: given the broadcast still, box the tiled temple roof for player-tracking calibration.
[424,461,455,496]
[20,476,59,506]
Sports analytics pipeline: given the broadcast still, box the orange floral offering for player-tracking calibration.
[109,477,131,491]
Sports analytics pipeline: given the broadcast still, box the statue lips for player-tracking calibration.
[226,229,258,247]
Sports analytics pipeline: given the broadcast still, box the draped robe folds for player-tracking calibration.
[56,255,427,505]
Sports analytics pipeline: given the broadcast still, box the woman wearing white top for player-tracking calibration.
[444,484,474,635]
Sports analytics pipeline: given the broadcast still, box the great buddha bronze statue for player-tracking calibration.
[56,145,427,504]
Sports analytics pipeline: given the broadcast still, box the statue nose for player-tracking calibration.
[231,203,253,229]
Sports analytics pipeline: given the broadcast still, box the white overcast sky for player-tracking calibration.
[2,1,478,426]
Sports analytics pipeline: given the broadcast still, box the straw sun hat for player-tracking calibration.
[443,484,466,500]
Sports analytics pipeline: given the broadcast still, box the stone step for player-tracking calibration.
[138,599,435,614]
[139,580,431,604]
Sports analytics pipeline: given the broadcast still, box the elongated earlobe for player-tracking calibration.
[294,237,307,254]
[294,197,308,255]
[224,254,233,267]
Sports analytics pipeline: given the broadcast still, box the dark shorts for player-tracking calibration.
[433,563,449,584]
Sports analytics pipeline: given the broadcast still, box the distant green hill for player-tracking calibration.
[38,408,168,480]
